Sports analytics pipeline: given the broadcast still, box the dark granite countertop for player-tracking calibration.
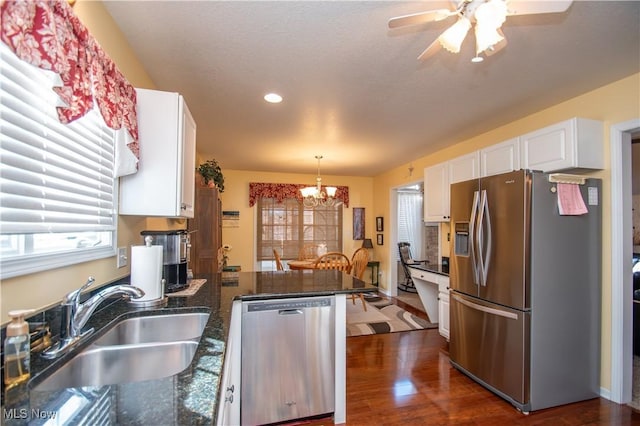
[407,263,449,276]
[1,270,374,425]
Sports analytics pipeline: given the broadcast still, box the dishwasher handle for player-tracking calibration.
[278,309,303,315]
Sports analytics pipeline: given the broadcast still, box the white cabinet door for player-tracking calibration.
[424,163,450,222]
[480,138,520,177]
[425,153,479,222]
[449,151,480,184]
[438,276,450,341]
[520,117,603,172]
[217,301,242,426]
[180,103,196,217]
[119,88,196,217]
[438,291,450,341]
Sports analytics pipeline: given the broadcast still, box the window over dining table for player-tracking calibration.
[256,198,343,269]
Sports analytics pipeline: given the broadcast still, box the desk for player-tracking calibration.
[366,261,380,287]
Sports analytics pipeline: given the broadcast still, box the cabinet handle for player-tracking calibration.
[225,395,234,403]
[226,385,234,393]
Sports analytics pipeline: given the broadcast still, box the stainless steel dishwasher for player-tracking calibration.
[241,296,335,425]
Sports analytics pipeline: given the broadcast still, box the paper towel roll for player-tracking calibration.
[131,244,163,301]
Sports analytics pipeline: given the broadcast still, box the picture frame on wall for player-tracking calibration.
[376,234,383,245]
[376,216,383,232]
[353,207,365,240]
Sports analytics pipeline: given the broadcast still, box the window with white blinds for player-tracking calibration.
[397,188,424,259]
[257,198,342,262]
[0,42,116,279]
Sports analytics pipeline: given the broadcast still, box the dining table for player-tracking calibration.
[287,259,318,270]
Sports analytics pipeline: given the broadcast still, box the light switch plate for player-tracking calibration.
[117,247,127,268]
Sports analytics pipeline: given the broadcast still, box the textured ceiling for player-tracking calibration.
[104,1,640,177]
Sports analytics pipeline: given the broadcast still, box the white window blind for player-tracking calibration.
[0,42,116,277]
[397,189,423,259]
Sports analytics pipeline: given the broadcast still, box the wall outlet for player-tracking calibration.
[117,247,128,268]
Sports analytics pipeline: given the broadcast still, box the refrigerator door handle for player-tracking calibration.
[452,293,518,320]
[476,190,486,286]
[480,190,492,286]
[469,190,480,285]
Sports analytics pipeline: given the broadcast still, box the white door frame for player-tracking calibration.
[385,178,424,298]
[610,118,639,403]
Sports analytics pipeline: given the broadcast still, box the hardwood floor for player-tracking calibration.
[302,297,640,425]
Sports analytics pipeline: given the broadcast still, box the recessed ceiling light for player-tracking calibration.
[471,56,484,63]
[264,93,283,103]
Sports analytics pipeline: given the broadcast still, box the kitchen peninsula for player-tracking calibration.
[2,270,375,425]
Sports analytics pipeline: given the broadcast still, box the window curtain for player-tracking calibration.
[398,190,423,259]
[249,182,349,208]
[0,0,139,177]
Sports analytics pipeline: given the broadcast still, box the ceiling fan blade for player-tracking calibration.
[388,9,455,29]
[506,0,573,16]
[417,38,443,61]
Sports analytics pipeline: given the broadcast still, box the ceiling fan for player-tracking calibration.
[388,0,573,62]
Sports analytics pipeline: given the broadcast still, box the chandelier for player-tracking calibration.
[300,155,338,208]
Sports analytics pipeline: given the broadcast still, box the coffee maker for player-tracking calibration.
[140,230,190,293]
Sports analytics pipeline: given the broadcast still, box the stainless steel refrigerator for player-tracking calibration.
[449,170,601,413]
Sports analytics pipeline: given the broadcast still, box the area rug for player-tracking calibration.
[395,292,426,314]
[346,296,437,337]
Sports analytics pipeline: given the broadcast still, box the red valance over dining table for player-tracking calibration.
[249,182,349,208]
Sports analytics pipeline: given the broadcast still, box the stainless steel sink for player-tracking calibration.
[34,311,210,391]
[35,341,198,391]
[93,312,209,346]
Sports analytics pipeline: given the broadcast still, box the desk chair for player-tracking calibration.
[398,242,428,293]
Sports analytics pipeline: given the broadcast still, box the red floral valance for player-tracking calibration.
[249,183,350,208]
[0,0,139,177]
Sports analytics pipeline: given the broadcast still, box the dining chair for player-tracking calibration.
[273,248,285,271]
[313,252,352,273]
[298,244,322,260]
[349,248,370,311]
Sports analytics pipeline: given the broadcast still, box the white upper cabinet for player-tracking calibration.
[424,152,479,222]
[480,137,520,177]
[520,117,603,172]
[119,88,196,218]
[424,162,449,222]
[449,151,480,184]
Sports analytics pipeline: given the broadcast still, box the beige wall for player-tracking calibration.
[0,1,158,320]
[372,72,640,393]
[216,170,375,270]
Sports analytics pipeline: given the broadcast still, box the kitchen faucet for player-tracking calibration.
[42,276,144,359]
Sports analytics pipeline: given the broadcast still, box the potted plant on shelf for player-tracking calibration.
[197,159,225,192]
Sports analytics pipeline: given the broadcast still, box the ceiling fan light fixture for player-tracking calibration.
[438,17,471,53]
[475,24,505,55]
[474,0,507,55]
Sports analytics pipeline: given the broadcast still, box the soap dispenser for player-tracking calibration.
[4,309,34,388]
